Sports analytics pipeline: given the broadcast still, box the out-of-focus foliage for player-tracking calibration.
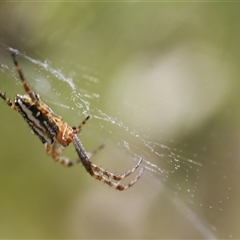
[0,2,240,239]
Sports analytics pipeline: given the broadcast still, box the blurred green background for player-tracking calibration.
[0,2,240,239]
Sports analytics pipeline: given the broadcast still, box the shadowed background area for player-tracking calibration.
[0,2,240,239]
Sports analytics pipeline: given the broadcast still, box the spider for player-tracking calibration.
[0,53,144,191]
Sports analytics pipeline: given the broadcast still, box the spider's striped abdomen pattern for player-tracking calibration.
[15,94,59,144]
[0,53,144,191]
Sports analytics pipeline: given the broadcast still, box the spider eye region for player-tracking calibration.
[15,94,59,145]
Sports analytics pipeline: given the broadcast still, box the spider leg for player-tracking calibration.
[45,142,83,167]
[72,134,144,190]
[79,134,142,181]
[90,158,144,181]
[11,53,37,102]
[74,115,90,134]
[0,91,19,111]
[72,133,94,173]
[88,144,105,158]
[87,165,144,191]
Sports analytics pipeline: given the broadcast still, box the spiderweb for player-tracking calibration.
[0,3,240,239]
[0,42,238,239]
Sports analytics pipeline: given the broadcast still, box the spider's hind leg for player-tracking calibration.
[11,53,37,102]
[0,91,18,111]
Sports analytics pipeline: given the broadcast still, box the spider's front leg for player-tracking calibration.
[90,157,144,181]
[72,134,145,191]
[83,164,145,191]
